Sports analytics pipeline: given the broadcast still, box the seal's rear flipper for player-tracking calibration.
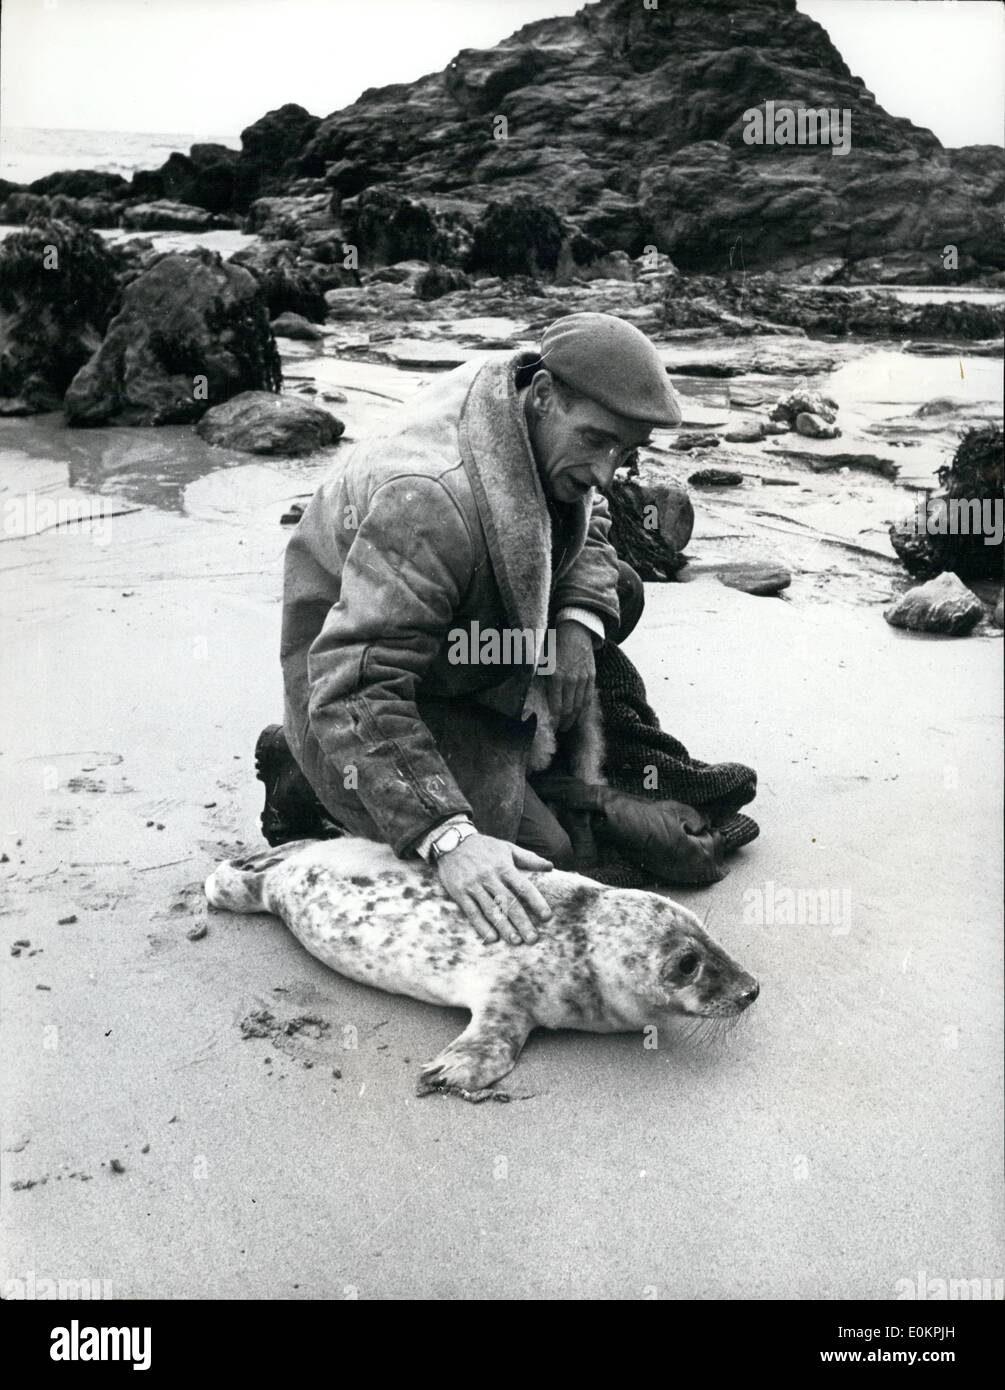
[416,1006,533,1103]
[205,841,311,914]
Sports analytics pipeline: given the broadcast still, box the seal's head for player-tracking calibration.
[593,889,759,1027]
[657,921,760,1019]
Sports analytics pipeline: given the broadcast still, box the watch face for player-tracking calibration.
[433,827,460,858]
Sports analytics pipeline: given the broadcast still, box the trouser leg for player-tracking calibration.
[515,782,574,867]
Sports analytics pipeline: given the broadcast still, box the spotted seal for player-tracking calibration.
[205,837,759,1101]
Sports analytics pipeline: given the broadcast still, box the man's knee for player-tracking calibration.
[615,560,645,644]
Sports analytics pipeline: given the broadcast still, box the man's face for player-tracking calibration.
[526,372,653,504]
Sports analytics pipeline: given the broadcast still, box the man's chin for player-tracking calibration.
[556,479,591,504]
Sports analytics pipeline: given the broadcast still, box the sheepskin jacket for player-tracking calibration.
[280,349,621,854]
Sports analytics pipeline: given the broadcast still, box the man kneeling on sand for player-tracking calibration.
[257,312,683,945]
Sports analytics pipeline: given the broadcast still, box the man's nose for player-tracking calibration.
[591,459,618,489]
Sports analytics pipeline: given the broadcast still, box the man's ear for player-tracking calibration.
[528,368,556,415]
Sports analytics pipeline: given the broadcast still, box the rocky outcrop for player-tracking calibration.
[884,573,985,635]
[664,274,1004,339]
[415,265,471,300]
[270,311,324,340]
[246,192,335,240]
[770,387,838,426]
[126,105,320,215]
[468,198,564,278]
[228,240,342,322]
[234,104,321,209]
[0,191,124,228]
[131,144,240,213]
[29,169,131,201]
[795,412,840,439]
[605,473,693,580]
[889,425,1004,580]
[0,218,121,413]
[196,390,343,455]
[64,248,281,426]
[342,186,472,268]
[15,1,1002,281]
[121,201,237,232]
[294,0,1003,276]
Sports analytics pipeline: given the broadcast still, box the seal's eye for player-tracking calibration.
[678,952,700,976]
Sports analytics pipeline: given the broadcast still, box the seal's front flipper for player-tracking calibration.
[416,1007,533,1103]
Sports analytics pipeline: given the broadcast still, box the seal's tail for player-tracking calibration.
[205,843,307,914]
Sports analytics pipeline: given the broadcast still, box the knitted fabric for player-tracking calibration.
[584,641,759,887]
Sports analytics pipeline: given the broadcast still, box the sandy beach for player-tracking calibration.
[2,345,1002,1293]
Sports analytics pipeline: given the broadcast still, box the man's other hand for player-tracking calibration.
[548,621,596,732]
[436,833,554,945]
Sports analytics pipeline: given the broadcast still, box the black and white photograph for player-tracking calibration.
[1,0,1002,1335]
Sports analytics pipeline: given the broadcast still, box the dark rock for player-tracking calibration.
[121,201,236,232]
[229,241,331,322]
[415,265,472,300]
[130,145,240,214]
[689,468,744,487]
[884,572,984,635]
[296,0,1002,273]
[765,446,898,479]
[915,397,972,418]
[672,433,721,452]
[0,217,121,413]
[270,311,324,340]
[604,478,692,579]
[795,411,841,439]
[994,593,1004,629]
[344,186,470,268]
[903,338,1004,357]
[246,193,335,240]
[299,228,353,265]
[722,420,767,443]
[235,104,321,209]
[196,391,343,455]
[29,169,131,200]
[468,197,564,278]
[666,274,1004,340]
[889,425,1004,580]
[770,387,838,425]
[0,191,124,228]
[835,250,981,287]
[64,248,281,426]
[717,564,792,597]
[364,261,428,286]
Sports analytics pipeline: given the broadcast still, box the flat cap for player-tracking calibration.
[540,312,682,427]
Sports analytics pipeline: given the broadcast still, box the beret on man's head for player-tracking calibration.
[539,312,682,427]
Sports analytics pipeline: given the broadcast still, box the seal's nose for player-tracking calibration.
[739,982,760,1007]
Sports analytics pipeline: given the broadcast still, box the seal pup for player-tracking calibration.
[205,837,759,1102]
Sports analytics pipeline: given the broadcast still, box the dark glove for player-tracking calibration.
[532,775,726,886]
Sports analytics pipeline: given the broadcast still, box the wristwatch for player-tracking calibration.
[429,821,477,862]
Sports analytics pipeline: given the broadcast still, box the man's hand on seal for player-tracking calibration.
[435,834,554,946]
[548,621,596,732]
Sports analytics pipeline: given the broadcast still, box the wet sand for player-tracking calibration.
[1,502,1002,1297]
[1,319,1002,1299]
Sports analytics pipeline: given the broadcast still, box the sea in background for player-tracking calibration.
[0,125,241,186]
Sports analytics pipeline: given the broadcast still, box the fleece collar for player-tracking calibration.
[458,351,590,640]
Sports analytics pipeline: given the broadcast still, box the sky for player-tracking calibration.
[0,0,1002,147]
